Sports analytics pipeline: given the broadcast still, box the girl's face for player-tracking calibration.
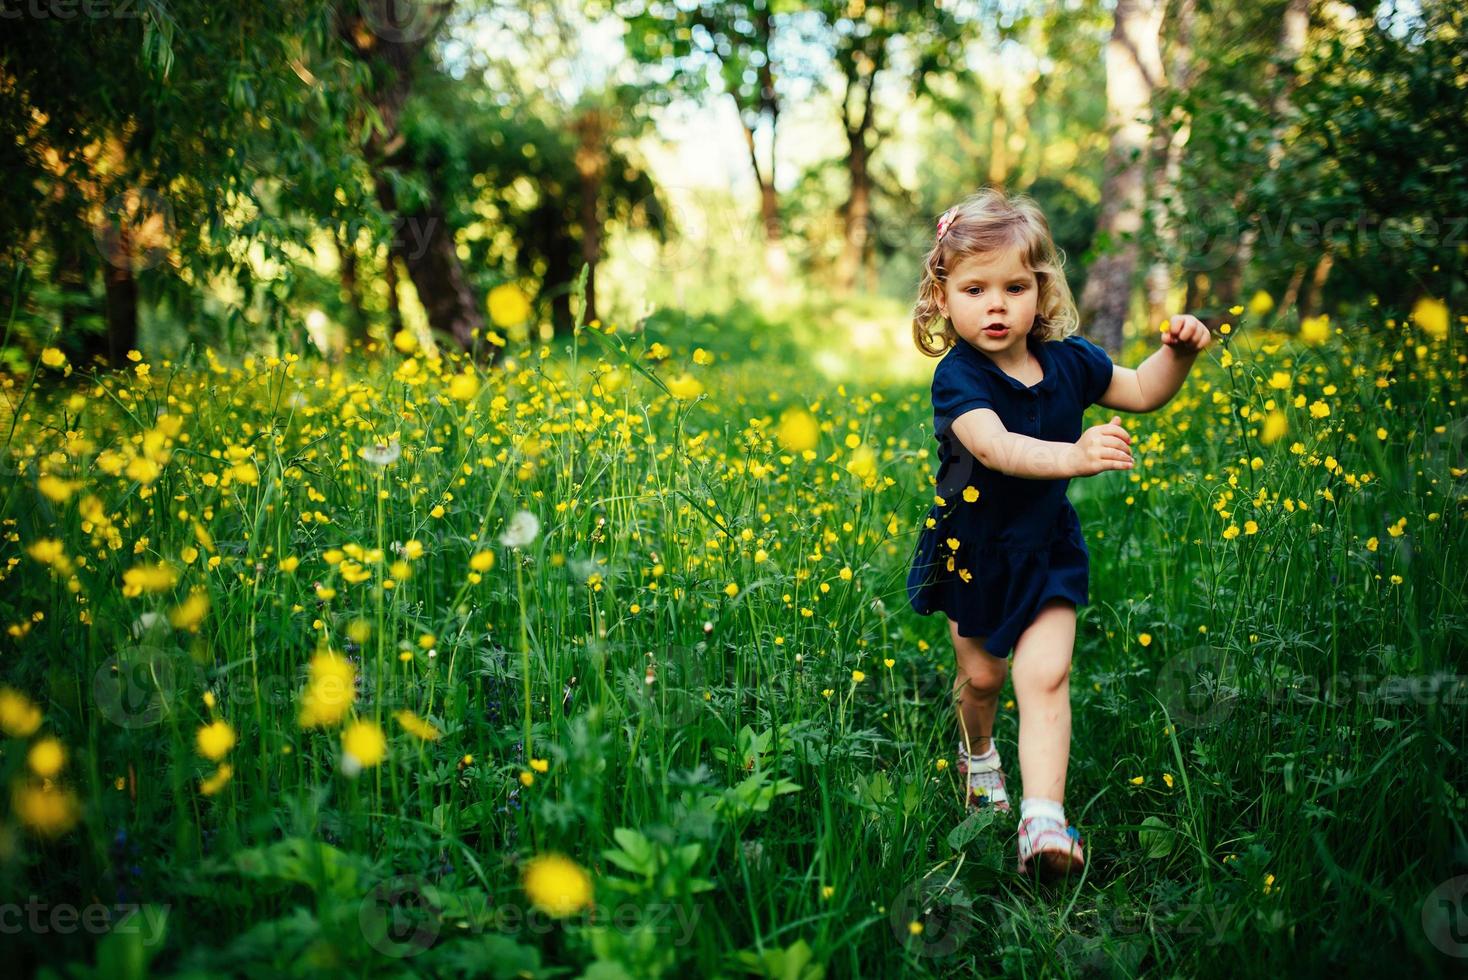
[937,248,1039,360]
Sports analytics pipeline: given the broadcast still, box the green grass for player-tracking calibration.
[0,303,1465,978]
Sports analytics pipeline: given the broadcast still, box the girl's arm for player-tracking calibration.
[1096,315,1213,414]
[950,408,1133,480]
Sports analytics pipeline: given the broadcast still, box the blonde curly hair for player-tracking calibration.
[911,187,1080,357]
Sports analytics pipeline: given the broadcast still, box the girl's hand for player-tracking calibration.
[1069,415,1133,477]
[1161,314,1212,355]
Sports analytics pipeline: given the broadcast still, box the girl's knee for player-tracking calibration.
[952,634,1007,694]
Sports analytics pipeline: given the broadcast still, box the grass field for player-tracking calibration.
[2,299,1465,978]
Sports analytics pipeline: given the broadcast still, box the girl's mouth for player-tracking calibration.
[982,325,1008,337]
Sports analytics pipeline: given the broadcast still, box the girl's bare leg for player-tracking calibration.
[948,617,1008,756]
[1008,598,1076,805]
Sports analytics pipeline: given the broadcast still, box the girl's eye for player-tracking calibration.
[965,287,981,295]
[1009,285,1026,293]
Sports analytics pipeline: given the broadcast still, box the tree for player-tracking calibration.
[1077,0,1165,353]
[621,1,816,289]
[338,0,488,354]
[0,1,367,366]
[817,0,973,294]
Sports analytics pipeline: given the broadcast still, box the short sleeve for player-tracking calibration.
[1062,335,1114,407]
[931,352,996,435]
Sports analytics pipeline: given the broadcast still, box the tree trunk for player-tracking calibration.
[102,239,138,369]
[1144,0,1195,330]
[1212,0,1311,314]
[1078,0,1165,354]
[384,250,404,339]
[338,226,367,345]
[1300,247,1333,321]
[341,2,485,356]
[987,87,1008,189]
[574,107,608,326]
[838,138,870,293]
[373,180,481,350]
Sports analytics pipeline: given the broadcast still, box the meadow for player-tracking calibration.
[2,294,1465,978]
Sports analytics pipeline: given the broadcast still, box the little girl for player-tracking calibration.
[905,188,1211,879]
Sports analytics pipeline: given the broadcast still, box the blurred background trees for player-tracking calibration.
[1,0,1461,369]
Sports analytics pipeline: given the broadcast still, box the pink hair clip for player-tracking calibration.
[936,208,957,242]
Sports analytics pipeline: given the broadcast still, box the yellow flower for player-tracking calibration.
[1299,315,1330,345]
[851,670,865,683]
[280,556,300,573]
[1267,371,1291,390]
[666,373,704,400]
[1308,400,1330,419]
[1248,290,1275,316]
[908,921,924,935]
[844,445,877,482]
[1222,524,1240,541]
[522,853,593,918]
[169,591,210,631]
[1162,773,1175,789]
[392,329,418,354]
[448,371,481,401]
[1228,305,1244,316]
[724,583,739,598]
[341,720,387,773]
[1137,633,1152,647]
[883,658,895,668]
[121,561,179,597]
[41,347,68,369]
[1366,536,1379,552]
[530,757,549,773]
[196,720,237,761]
[962,486,980,503]
[394,709,441,741]
[27,737,66,778]
[520,771,535,786]
[0,687,43,737]
[1130,776,1145,785]
[11,781,80,837]
[821,688,834,698]
[298,650,356,728]
[1410,296,1449,339]
[776,408,819,453]
[37,475,80,503]
[1262,872,1276,895]
[470,549,496,572]
[200,764,233,796]
[487,283,532,327]
[1244,520,1259,535]
[935,758,948,771]
[1260,411,1288,446]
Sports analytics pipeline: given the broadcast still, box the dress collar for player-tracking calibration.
[955,331,1055,393]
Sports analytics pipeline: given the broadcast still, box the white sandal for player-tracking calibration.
[955,741,1011,813]
[1017,814,1086,878]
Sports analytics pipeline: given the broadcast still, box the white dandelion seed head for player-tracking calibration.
[287,391,308,409]
[340,752,363,779]
[130,612,165,640]
[500,510,540,548]
[360,437,402,466]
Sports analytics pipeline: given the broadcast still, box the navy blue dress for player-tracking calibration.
[906,331,1115,659]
